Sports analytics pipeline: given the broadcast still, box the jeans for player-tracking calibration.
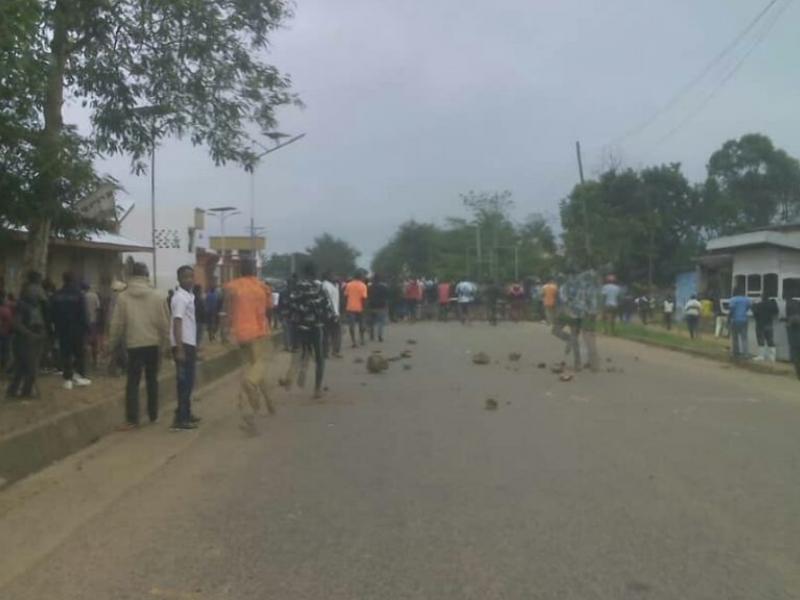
[686,315,699,339]
[288,328,325,392]
[369,308,388,341]
[347,311,365,346]
[756,322,775,347]
[173,344,197,424]
[126,346,160,424]
[731,321,749,358]
[196,323,204,349]
[60,334,86,380]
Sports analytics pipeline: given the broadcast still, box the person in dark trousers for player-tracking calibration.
[368,273,390,342]
[170,266,199,430]
[193,283,206,349]
[663,296,675,331]
[108,263,171,429]
[752,291,779,362]
[205,280,221,342]
[684,295,702,339]
[728,288,752,359]
[6,273,48,399]
[485,280,502,326]
[785,298,800,378]
[284,262,335,399]
[52,272,91,390]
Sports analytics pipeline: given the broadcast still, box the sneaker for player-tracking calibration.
[170,421,198,431]
[73,376,92,387]
[63,380,74,390]
[189,414,202,424]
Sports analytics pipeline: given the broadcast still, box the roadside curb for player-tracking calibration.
[609,332,794,378]
[0,347,243,488]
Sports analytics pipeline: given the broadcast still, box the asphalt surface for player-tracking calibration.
[1,322,799,599]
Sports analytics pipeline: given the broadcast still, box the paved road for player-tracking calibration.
[1,322,799,599]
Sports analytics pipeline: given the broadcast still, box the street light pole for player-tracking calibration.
[150,132,157,286]
[248,132,306,256]
[208,207,240,284]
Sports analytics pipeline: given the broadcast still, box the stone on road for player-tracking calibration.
[1,322,799,599]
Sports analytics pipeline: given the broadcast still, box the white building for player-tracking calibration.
[700,224,800,359]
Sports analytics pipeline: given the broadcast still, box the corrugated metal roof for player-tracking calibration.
[706,230,800,252]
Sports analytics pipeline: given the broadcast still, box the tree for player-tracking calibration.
[372,193,558,282]
[0,0,298,279]
[560,165,701,287]
[306,234,360,277]
[702,133,800,234]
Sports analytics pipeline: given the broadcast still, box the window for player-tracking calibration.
[783,278,800,300]
[747,274,762,294]
[764,273,778,297]
[734,274,746,294]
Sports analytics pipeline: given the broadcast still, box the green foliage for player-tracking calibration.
[372,192,558,282]
[0,0,298,269]
[560,164,702,286]
[701,133,800,234]
[305,234,360,277]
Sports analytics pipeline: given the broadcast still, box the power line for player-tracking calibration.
[653,0,792,147]
[611,0,782,146]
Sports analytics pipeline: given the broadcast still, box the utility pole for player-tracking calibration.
[575,140,592,265]
[150,125,157,287]
[475,225,482,280]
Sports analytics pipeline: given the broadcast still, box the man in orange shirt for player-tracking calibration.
[224,260,274,434]
[541,279,559,326]
[344,270,368,348]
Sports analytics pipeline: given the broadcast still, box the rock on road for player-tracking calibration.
[1,322,799,599]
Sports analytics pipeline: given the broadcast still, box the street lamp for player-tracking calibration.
[132,104,171,287]
[207,206,240,283]
[248,132,306,253]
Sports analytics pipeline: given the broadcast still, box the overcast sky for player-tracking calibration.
[82,0,800,267]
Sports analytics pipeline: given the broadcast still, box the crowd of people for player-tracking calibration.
[4,262,799,435]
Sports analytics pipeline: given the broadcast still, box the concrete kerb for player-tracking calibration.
[610,331,794,378]
[0,345,244,489]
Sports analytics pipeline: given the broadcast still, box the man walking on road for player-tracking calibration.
[285,262,335,399]
[728,287,752,360]
[170,266,199,430]
[556,268,601,372]
[52,272,91,390]
[344,271,368,347]
[224,259,275,434]
[455,278,477,324]
[321,272,342,358]
[367,273,390,342]
[108,263,170,429]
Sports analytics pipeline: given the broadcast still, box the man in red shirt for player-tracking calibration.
[437,282,451,321]
[344,271,368,348]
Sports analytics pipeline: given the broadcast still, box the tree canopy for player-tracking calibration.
[372,191,558,282]
[0,0,298,278]
[305,233,360,277]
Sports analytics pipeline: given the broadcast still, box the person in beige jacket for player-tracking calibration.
[108,263,170,429]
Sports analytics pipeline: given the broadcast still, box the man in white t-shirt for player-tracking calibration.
[321,271,342,358]
[170,265,198,431]
[600,275,621,335]
[455,279,477,324]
